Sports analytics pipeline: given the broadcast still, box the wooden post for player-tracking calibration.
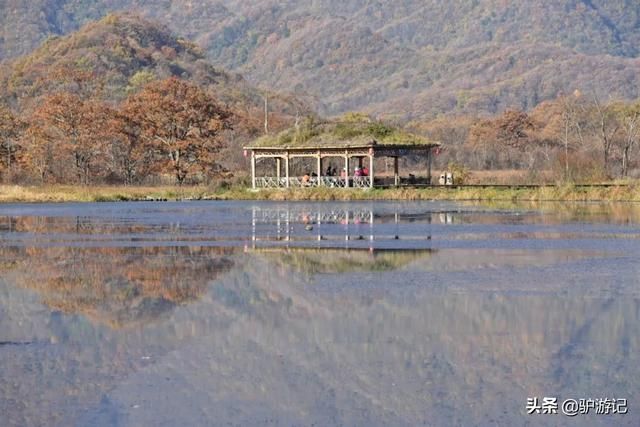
[276,157,281,180]
[251,151,256,189]
[316,151,322,185]
[345,211,350,241]
[252,207,256,244]
[427,148,432,185]
[368,154,374,188]
[393,156,399,187]
[286,208,290,241]
[285,152,290,188]
[344,152,350,188]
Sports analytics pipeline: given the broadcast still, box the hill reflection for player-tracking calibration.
[1,201,639,426]
[1,252,639,426]
[254,248,434,274]
[1,246,235,328]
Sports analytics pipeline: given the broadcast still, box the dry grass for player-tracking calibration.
[466,169,553,185]
[0,185,209,203]
[1,183,640,203]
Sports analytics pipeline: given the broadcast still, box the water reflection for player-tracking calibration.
[1,246,235,328]
[249,205,434,245]
[256,248,435,274]
[0,201,639,426]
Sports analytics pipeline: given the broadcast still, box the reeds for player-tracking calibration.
[1,184,639,203]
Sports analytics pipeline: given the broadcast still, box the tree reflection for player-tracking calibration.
[0,246,236,328]
[256,248,434,274]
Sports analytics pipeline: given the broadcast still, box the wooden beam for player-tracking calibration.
[344,152,350,188]
[251,151,256,189]
[427,148,432,185]
[289,153,326,158]
[316,151,322,185]
[276,157,281,179]
[393,156,399,187]
[285,152,290,188]
[252,147,373,157]
[255,154,288,159]
[368,154,374,188]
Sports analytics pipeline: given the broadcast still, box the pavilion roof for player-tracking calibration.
[244,118,439,150]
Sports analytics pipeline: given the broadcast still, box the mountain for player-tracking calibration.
[0,13,312,179]
[0,13,305,138]
[2,1,640,118]
[0,13,297,112]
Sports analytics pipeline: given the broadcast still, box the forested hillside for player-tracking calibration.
[0,14,307,185]
[0,13,303,116]
[1,1,640,117]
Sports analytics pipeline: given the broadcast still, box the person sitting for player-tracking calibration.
[326,165,334,176]
[354,167,363,177]
[362,166,369,177]
[302,172,311,186]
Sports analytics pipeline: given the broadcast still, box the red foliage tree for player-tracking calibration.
[23,93,117,184]
[125,77,233,184]
[0,106,24,176]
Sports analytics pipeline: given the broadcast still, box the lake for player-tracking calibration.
[0,201,638,426]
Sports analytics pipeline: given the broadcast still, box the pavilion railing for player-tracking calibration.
[252,207,374,224]
[318,177,346,187]
[255,176,372,189]
[256,177,286,188]
[352,176,371,188]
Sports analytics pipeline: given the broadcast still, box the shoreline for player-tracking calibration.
[1,184,640,203]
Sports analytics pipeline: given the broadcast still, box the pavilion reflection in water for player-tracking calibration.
[246,205,459,250]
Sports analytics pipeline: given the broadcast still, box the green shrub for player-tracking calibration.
[277,132,293,145]
[127,70,156,91]
[367,122,393,139]
[333,123,364,139]
[340,112,371,123]
[447,162,470,184]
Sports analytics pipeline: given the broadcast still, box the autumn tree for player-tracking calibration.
[0,106,24,178]
[24,93,116,184]
[410,115,473,170]
[590,95,620,176]
[615,102,640,177]
[468,109,538,169]
[466,121,490,169]
[125,78,233,185]
[554,93,591,180]
[21,120,55,183]
[107,109,152,185]
[493,110,535,149]
[45,66,105,100]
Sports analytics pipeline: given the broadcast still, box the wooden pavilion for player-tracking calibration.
[243,118,440,189]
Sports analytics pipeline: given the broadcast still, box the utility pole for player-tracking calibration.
[264,95,269,135]
[564,111,569,180]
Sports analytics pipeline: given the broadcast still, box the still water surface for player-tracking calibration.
[0,201,639,426]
